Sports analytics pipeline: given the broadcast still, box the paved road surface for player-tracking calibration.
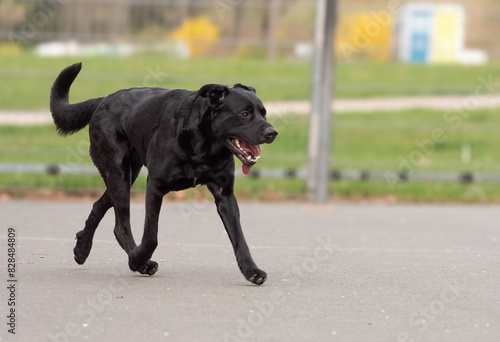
[1,201,499,341]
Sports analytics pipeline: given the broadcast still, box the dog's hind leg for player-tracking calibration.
[127,178,164,276]
[73,161,143,265]
[74,191,113,264]
[106,161,140,256]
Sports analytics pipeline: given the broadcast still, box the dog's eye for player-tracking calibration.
[240,111,250,118]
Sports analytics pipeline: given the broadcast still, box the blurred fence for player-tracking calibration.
[1,0,500,60]
[0,0,314,59]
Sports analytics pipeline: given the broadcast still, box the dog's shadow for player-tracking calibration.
[65,262,260,287]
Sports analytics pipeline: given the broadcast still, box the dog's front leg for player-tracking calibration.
[208,183,267,285]
[128,179,165,276]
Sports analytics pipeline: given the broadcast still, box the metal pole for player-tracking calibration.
[307,0,337,203]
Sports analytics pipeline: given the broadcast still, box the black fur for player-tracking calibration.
[49,63,277,285]
[50,63,104,136]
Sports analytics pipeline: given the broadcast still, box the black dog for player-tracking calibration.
[50,63,277,285]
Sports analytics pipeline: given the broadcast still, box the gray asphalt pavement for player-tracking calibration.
[1,200,499,342]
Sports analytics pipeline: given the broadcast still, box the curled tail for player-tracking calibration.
[50,63,104,136]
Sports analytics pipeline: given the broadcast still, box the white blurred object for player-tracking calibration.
[115,44,137,57]
[294,43,313,59]
[174,41,190,59]
[458,49,488,65]
[35,41,138,57]
[35,41,80,57]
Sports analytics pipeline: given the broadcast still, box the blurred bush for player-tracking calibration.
[335,12,392,62]
[169,16,219,58]
[0,43,19,56]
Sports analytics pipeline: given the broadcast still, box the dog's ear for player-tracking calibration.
[233,83,256,94]
[197,84,229,105]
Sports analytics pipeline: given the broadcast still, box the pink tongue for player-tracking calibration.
[238,141,260,176]
[240,141,261,157]
[242,164,253,175]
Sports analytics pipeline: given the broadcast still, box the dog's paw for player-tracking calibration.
[74,230,92,265]
[138,260,159,276]
[243,268,267,285]
[239,261,267,285]
[74,251,87,265]
[128,250,158,276]
[248,272,267,285]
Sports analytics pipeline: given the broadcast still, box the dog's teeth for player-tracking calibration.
[235,139,241,149]
[247,155,260,162]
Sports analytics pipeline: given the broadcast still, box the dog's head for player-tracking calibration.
[198,83,278,175]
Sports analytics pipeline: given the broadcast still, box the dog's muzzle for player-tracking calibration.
[263,126,278,144]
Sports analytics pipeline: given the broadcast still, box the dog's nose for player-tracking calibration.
[264,127,278,143]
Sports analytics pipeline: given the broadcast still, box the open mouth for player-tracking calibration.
[226,138,261,175]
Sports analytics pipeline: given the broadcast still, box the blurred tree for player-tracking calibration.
[61,2,92,41]
[13,0,59,42]
[129,4,164,36]
[262,0,281,60]
[277,0,314,42]
[177,0,190,26]
[0,1,26,35]
[232,1,245,50]
[109,2,129,39]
